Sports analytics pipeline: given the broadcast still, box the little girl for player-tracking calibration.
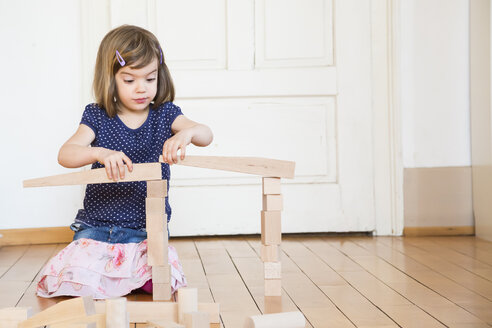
[36,25,213,299]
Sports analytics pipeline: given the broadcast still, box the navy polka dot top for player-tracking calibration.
[74,101,183,229]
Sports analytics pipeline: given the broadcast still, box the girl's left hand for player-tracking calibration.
[162,129,193,164]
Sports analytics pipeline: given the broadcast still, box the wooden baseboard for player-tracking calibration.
[0,227,74,246]
[0,225,476,246]
[403,226,475,237]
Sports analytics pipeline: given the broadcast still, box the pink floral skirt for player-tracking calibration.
[37,238,187,299]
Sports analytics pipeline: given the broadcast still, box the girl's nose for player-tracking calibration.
[136,80,145,92]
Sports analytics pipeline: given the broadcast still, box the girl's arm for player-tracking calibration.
[58,124,133,181]
[162,115,213,164]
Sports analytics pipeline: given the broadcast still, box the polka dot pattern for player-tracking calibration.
[74,101,183,229]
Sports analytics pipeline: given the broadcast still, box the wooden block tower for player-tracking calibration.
[261,177,282,296]
[146,180,172,301]
[24,155,295,301]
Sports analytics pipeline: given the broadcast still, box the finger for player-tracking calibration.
[172,144,180,164]
[180,145,186,160]
[123,154,133,172]
[167,149,174,166]
[117,159,125,180]
[104,161,112,180]
[162,144,169,163]
[111,160,119,181]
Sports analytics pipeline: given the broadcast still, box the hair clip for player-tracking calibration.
[159,46,163,65]
[115,50,126,66]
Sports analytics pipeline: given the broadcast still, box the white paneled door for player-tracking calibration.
[81,0,381,236]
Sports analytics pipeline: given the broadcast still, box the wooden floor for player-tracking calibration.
[1,235,492,327]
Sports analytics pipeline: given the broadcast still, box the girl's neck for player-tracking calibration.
[116,106,150,129]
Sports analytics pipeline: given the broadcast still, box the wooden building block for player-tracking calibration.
[197,302,220,324]
[177,288,198,324]
[146,198,167,232]
[105,298,129,328]
[146,197,168,266]
[262,195,283,211]
[183,312,208,328]
[0,308,32,328]
[147,320,184,328]
[262,177,281,195]
[19,296,95,328]
[48,314,105,328]
[153,283,172,301]
[0,307,32,321]
[264,262,281,279]
[95,301,218,324]
[147,180,168,198]
[260,245,279,262]
[264,279,282,297]
[261,211,281,245]
[152,265,171,284]
[95,301,178,323]
[147,230,168,266]
[264,296,283,314]
[243,311,305,328]
[50,323,95,328]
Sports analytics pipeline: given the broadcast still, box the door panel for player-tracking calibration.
[81,0,375,235]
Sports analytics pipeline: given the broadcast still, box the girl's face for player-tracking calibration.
[115,58,158,114]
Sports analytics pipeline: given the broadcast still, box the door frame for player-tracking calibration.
[371,0,404,235]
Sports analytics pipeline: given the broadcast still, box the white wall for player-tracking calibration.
[400,0,470,168]
[0,1,84,229]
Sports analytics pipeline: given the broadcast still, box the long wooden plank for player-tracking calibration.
[222,238,313,328]
[429,236,492,267]
[1,244,57,282]
[328,237,487,326]
[401,237,492,282]
[380,237,492,302]
[247,238,356,328]
[364,237,492,323]
[0,245,28,276]
[281,238,398,327]
[23,162,162,188]
[15,244,71,314]
[194,238,260,328]
[160,156,295,179]
[301,238,447,327]
[0,227,73,246]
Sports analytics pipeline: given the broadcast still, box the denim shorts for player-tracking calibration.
[70,222,148,244]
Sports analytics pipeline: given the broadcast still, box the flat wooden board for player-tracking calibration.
[23,163,162,188]
[160,156,295,179]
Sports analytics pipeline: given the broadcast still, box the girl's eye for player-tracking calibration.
[147,78,156,82]
[124,80,134,83]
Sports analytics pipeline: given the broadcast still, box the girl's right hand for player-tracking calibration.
[95,148,133,181]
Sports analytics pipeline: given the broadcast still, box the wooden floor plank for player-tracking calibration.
[301,238,446,328]
[194,238,260,328]
[248,238,356,328]
[350,237,492,325]
[15,244,71,313]
[6,236,492,327]
[281,238,398,327]
[1,244,57,282]
[326,237,487,327]
[429,236,492,269]
[379,237,492,302]
[170,239,216,303]
[0,245,29,277]
[401,237,492,281]
[222,237,313,328]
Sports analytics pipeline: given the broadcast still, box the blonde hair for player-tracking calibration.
[93,25,175,117]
